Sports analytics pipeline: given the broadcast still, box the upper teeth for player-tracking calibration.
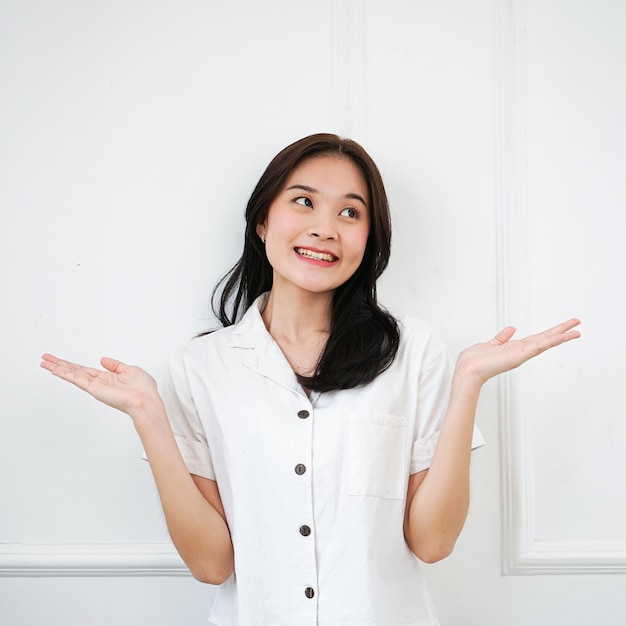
[295,248,336,262]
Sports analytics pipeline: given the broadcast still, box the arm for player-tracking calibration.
[40,354,234,583]
[403,319,581,563]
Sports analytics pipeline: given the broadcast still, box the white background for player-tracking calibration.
[1,0,625,624]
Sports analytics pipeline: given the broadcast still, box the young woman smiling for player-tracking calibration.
[41,134,581,626]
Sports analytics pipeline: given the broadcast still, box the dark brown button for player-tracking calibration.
[299,525,311,537]
[295,464,306,475]
[304,587,315,599]
[297,410,310,419]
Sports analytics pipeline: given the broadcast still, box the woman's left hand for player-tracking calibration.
[455,318,581,385]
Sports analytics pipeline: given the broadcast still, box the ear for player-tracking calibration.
[256,222,266,241]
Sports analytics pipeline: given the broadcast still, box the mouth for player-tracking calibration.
[294,247,338,263]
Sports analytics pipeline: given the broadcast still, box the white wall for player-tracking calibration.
[1,1,625,624]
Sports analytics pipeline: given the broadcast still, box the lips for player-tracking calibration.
[294,247,338,263]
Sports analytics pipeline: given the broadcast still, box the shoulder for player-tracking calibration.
[170,299,266,370]
[163,327,226,385]
[395,314,448,356]
[163,324,255,400]
[166,326,227,363]
[384,313,452,379]
[396,313,435,335]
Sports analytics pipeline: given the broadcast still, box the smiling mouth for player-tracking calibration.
[294,247,338,263]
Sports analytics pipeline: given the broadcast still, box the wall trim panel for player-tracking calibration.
[494,0,626,575]
[0,543,188,577]
[332,0,367,139]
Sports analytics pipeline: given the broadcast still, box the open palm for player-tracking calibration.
[40,354,160,418]
[456,318,581,384]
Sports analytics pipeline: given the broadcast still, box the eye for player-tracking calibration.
[294,196,313,208]
[340,207,359,219]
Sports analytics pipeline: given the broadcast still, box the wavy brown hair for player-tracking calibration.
[211,133,399,391]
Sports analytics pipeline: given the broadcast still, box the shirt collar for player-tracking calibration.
[227,293,271,349]
[228,293,308,397]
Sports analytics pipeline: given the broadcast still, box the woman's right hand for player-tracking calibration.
[41,354,163,421]
[41,353,235,581]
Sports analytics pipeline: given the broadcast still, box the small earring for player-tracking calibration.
[261,234,266,244]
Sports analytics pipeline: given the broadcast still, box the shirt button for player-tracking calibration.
[297,409,310,419]
[294,464,306,475]
[304,587,315,599]
[299,525,311,537]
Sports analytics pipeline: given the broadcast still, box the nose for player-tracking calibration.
[308,211,337,240]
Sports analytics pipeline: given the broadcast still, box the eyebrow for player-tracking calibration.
[286,184,368,208]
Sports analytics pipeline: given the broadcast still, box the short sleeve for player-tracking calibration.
[409,336,486,475]
[160,350,216,480]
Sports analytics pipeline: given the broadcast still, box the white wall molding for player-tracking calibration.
[0,543,188,577]
[332,0,367,140]
[511,541,626,576]
[494,0,626,575]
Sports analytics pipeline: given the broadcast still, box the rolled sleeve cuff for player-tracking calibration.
[174,435,216,480]
[410,425,486,474]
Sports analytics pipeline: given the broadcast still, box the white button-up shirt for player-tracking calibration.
[162,294,484,626]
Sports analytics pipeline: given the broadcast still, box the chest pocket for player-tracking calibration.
[348,412,408,500]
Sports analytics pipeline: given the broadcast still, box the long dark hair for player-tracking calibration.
[211,133,399,392]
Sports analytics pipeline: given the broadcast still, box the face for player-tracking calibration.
[257,155,370,298]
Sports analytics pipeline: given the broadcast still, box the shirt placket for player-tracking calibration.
[293,398,319,623]
[246,328,322,623]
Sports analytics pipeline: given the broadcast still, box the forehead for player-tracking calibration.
[284,155,369,202]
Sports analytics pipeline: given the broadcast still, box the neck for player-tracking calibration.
[261,287,333,343]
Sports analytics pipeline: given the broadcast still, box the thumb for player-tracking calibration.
[100,357,125,373]
[492,326,516,345]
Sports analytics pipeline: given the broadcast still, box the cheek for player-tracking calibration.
[266,209,301,239]
[351,228,370,261]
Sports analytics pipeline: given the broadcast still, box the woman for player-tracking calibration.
[41,134,580,625]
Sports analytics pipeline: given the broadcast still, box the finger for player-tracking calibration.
[560,317,581,328]
[40,359,58,374]
[491,326,516,345]
[557,327,581,342]
[100,357,125,373]
[562,318,581,341]
[40,355,103,386]
[536,318,582,343]
[40,354,80,374]
[520,321,581,357]
[546,318,582,337]
[40,353,60,370]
